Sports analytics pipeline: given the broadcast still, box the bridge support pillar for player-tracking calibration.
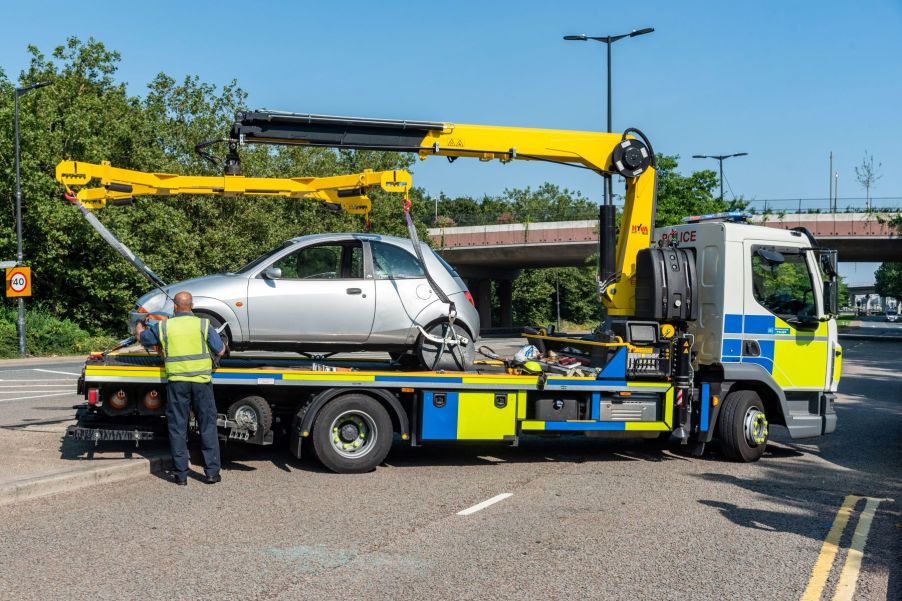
[473,278,493,329]
[498,279,513,328]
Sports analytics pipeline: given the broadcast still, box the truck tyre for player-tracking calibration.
[227,396,273,436]
[312,394,393,473]
[717,389,768,462]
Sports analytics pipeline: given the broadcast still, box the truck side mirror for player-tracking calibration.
[263,266,282,280]
[819,250,838,277]
[824,279,839,316]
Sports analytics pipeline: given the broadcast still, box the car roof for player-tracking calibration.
[287,232,426,250]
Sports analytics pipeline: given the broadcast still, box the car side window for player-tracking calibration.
[371,242,425,280]
[274,245,343,279]
[751,247,816,322]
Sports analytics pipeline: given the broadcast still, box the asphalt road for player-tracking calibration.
[0,342,899,600]
[0,358,85,428]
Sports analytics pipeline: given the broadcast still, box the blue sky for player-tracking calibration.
[2,0,899,283]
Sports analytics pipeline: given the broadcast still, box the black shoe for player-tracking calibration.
[171,474,187,486]
[204,474,222,485]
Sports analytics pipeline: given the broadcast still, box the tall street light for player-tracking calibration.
[14,80,52,357]
[692,152,748,202]
[564,28,653,282]
[563,28,654,208]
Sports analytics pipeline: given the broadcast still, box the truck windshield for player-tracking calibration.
[751,247,818,323]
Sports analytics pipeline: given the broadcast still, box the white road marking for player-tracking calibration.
[0,391,76,403]
[33,368,80,376]
[0,378,76,382]
[0,384,74,389]
[832,497,884,601]
[457,493,513,516]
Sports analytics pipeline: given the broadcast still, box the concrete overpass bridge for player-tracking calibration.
[428,212,902,327]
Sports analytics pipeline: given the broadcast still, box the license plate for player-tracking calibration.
[66,426,154,441]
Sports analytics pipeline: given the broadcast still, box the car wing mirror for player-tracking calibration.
[263,267,282,280]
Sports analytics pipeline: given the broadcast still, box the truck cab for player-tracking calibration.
[656,220,840,439]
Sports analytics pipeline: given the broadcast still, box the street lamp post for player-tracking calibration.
[563,28,654,207]
[691,152,748,202]
[14,80,52,357]
[564,27,653,281]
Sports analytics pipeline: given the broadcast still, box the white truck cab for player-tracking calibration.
[655,220,840,439]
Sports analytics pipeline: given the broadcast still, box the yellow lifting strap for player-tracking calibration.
[55,160,412,218]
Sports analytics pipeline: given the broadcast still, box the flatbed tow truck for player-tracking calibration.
[60,111,842,473]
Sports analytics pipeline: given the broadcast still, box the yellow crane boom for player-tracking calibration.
[54,160,412,217]
[228,111,657,316]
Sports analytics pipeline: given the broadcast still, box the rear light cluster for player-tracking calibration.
[464,291,475,307]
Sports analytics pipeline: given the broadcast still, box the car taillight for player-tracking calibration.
[87,388,99,405]
[464,291,475,307]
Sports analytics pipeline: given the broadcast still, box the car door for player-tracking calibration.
[367,240,436,344]
[247,241,375,343]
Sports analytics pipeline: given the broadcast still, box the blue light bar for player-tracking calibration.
[681,210,752,224]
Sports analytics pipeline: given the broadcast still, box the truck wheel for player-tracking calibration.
[227,396,273,436]
[312,394,392,473]
[717,390,768,462]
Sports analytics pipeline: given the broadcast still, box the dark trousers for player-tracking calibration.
[166,380,221,479]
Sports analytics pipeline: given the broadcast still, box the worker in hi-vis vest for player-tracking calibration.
[137,291,225,485]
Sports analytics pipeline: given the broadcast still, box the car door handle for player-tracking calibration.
[346,288,362,295]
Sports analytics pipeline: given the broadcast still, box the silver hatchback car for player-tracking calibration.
[130,233,479,368]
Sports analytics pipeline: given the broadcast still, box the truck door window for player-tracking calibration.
[751,246,816,322]
[371,242,425,280]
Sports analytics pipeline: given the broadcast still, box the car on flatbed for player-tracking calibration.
[129,233,478,368]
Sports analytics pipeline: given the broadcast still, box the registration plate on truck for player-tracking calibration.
[66,426,154,442]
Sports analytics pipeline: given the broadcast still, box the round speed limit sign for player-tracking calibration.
[5,267,31,297]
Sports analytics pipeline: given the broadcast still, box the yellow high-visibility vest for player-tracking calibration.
[159,315,213,383]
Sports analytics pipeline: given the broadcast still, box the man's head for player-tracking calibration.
[173,291,193,313]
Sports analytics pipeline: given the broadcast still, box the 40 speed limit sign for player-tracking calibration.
[5,267,31,298]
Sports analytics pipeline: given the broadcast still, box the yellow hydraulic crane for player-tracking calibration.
[55,160,412,217]
[227,111,657,316]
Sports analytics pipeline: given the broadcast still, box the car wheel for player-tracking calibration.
[417,322,475,371]
[197,313,230,359]
[311,394,393,473]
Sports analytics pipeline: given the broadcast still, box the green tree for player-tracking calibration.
[875,263,902,300]
[654,154,738,227]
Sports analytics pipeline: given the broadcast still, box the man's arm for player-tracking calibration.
[136,321,161,348]
[205,322,226,357]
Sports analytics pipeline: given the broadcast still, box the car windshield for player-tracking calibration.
[236,241,295,274]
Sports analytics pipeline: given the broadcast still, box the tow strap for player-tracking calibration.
[401,192,470,369]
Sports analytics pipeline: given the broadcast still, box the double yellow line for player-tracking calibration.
[801,495,886,601]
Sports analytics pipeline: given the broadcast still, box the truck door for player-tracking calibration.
[247,241,376,343]
[741,242,829,391]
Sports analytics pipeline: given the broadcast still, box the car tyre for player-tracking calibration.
[417,322,475,371]
[311,394,392,474]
